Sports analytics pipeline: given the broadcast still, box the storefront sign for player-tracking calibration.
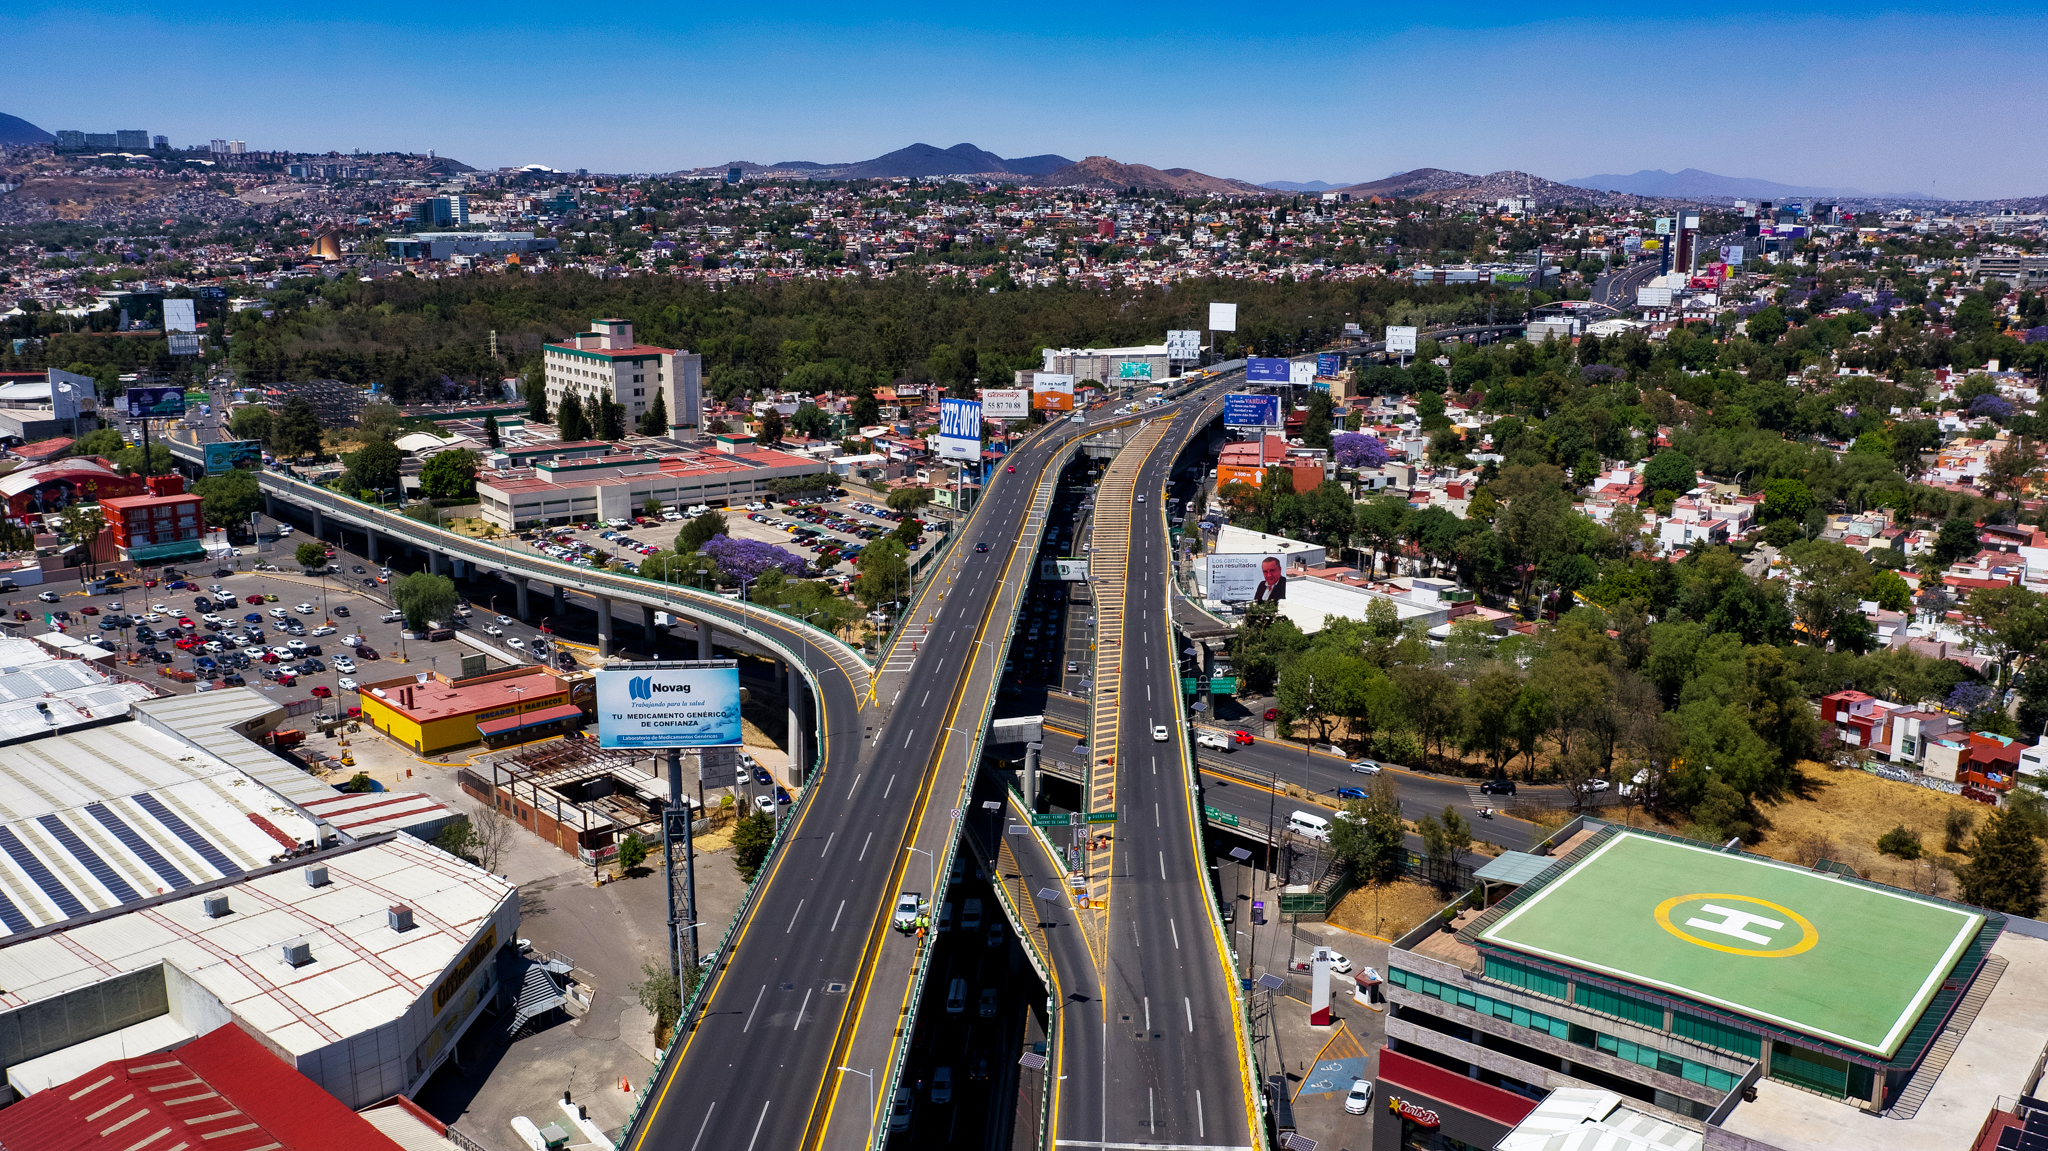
[1389,1096,1441,1127]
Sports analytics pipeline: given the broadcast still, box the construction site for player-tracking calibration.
[457,736,672,866]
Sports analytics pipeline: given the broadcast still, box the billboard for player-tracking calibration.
[124,386,186,419]
[164,299,197,334]
[980,388,1030,419]
[1208,302,1237,332]
[204,439,263,475]
[1039,558,1090,581]
[1032,373,1075,412]
[1165,330,1201,361]
[1245,357,1290,383]
[595,661,743,748]
[1208,553,1295,603]
[1222,393,1281,428]
[1117,361,1153,380]
[1637,286,1673,307]
[1655,217,1673,235]
[1385,326,1418,355]
[1289,360,1316,385]
[1723,244,1744,266]
[1316,353,1342,377]
[938,397,982,460]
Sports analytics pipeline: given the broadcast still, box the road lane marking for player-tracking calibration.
[786,900,804,933]
[1171,918,1179,949]
[1185,997,1193,1031]
[902,728,916,748]
[831,899,845,931]
[742,984,767,1032]
[883,774,896,799]
[793,986,812,1030]
[687,1102,716,1151]
[1159,851,1167,879]
[858,832,872,861]
[820,832,834,857]
[743,1099,772,1151]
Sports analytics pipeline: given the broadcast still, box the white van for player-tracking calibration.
[961,898,984,931]
[946,977,968,1014]
[1287,810,1332,841]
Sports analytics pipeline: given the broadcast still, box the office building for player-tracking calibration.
[383,231,559,262]
[151,134,167,150]
[541,318,701,435]
[99,472,207,564]
[410,195,469,228]
[114,129,147,150]
[475,437,825,530]
[1376,822,2046,1151]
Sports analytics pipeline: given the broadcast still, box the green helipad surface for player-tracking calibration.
[1478,831,1984,1057]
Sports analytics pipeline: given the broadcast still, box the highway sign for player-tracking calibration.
[1031,813,1067,828]
[1117,361,1153,380]
[1204,805,1240,827]
[1084,812,1118,824]
[1209,676,1238,694]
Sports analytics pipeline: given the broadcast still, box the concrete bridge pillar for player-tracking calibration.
[310,509,323,539]
[552,584,566,617]
[365,531,379,563]
[1024,741,1042,811]
[787,662,806,784]
[513,576,530,619]
[596,596,614,659]
[263,493,275,518]
[642,603,659,646]
[697,619,712,660]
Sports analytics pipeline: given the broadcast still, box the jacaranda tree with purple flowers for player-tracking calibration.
[1970,393,2014,422]
[1333,432,1390,468]
[703,534,806,590]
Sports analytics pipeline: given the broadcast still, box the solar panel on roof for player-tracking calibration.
[85,803,194,890]
[0,826,85,919]
[36,815,138,903]
[0,888,32,934]
[131,793,241,879]
[1997,1127,2021,1150]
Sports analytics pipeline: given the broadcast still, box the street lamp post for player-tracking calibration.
[836,1066,875,1134]
[906,846,935,903]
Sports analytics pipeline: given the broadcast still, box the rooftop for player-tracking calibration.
[361,666,565,722]
[1476,830,1985,1058]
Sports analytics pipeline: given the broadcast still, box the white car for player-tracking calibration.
[202,641,224,653]
[332,656,355,673]
[1151,724,1169,742]
[484,625,504,636]
[294,603,314,614]
[287,639,307,653]
[1345,1079,1374,1115]
[200,614,223,625]
[1350,760,1381,775]
[269,646,296,659]
[892,892,923,932]
[506,637,525,650]
[753,794,776,815]
[338,677,358,691]
[276,525,293,536]
[269,608,288,619]
[1579,778,1612,793]
[888,1087,913,1133]
[311,625,335,636]
[495,615,512,625]
[1322,950,1353,974]
[149,603,168,614]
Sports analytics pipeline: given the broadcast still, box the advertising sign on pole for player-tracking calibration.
[124,386,187,419]
[1245,358,1289,383]
[1288,360,1316,385]
[1221,393,1281,429]
[203,439,264,475]
[164,299,197,333]
[1117,361,1153,380]
[1316,353,1342,377]
[1208,302,1237,332]
[1384,326,1418,355]
[1208,553,1294,602]
[1038,558,1090,581]
[1655,217,1673,235]
[595,661,743,748]
[979,388,1030,419]
[938,397,982,460]
[1031,373,1075,412]
[1165,330,1202,361]
[1637,286,1673,307]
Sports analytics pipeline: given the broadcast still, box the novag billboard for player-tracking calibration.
[980,388,1030,419]
[595,661,743,748]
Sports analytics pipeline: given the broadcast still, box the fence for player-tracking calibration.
[1866,762,1966,795]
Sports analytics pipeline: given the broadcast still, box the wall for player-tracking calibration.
[0,963,168,1074]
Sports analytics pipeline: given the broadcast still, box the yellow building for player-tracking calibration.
[358,665,577,754]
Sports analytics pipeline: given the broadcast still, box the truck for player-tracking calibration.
[654,611,677,630]
[1194,730,1234,753]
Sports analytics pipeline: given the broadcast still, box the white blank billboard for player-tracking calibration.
[164,299,197,334]
[1385,326,1418,355]
[1209,302,1237,332]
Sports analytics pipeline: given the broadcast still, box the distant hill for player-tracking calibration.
[1327,168,1615,205]
[689,142,1073,182]
[1042,156,1273,197]
[1261,180,1351,192]
[1562,168,1916,200]
[0,113,54,146]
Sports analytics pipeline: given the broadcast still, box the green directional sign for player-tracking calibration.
[1085,811,1119,824]
[1030,813,1068,828]
[1208,677,1238,694]
[1181,677,1201,695]
[1204,806,1240,827]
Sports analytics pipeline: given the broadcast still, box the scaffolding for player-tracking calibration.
[258,377,369,428]
[459,738,666,861]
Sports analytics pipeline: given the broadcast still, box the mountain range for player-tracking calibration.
[1562,168,1925,200]
[0,113,54,146]
[683,141,1273,195]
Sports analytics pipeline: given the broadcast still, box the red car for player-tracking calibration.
[246,594,265,605]
[275,673,296,687]
[78,606,98,615]
[177,618,196,629]
[1263,707,1278,722]
[259,651,279,664]
[175,636,199,650]
[1231,730,1255,745]
[309,685,332,698]
[1007,465,1016,473]
[355,647,380,660]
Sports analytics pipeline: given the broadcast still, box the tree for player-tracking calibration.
[346,439,403,496]
[759,407,785,446]
[1642,449,1696,496]
[1329,776,1405,885]
[1958,806,2046,917]
[392,571,459,630]
[1332,432,1390,469]
[676,510,728,554]
[732,810,776,881]
[295,540,328,570]
[1463,666,1525,776]
[852,538,910,609]
[790,402,831,440]
[636,390,668,435]
[631,959,684,1035]
[1871,569,1913,613]
[1932,517,1980,567]
[886,487,934,512]
[702,535,805,590]
[1416,806,1472,891]
[272,395,324,458]
[228,404,272,447]
[191,467,262,528]
[419,449,480,500]
[524,366,549,421]
[615,832,649,871]
[483,414,502,448]
[557,393,589,440]
[643,496,664,519]
[597,398,627,440]
[113,441,174,475]
[1877,825,1924,860]
[57,504,104,577]
[1761,478,1815,523]
[356,402,404,443]
[70,427,126,458]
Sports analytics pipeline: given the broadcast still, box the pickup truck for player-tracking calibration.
[1194,731,1234,753]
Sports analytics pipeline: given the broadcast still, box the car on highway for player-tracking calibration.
[986,922,1004,950]
[975,542,989,552]
[1579,778,1611,793]
[1345,1079,1375,1116]
[1335,786,1366,801]
[1006,465,1015,473]
[1152,724,1168,741]
[1263,707,1279,722]
[485,625,504,636]
[978,987,998,1017]
[889,1088,913,1132]
[1066,660,1079,673]
[1479,778,1517,795]
[506,637,524,650]
[930,1065,953,1104]
[892,892,923,933]
[1230,730,1255,745]
[1194,731,1232,752]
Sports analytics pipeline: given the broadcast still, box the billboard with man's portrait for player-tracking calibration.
[1208,553,1296,603]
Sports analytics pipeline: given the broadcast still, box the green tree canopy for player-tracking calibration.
[391,571,459,631]
[419,449,480,500]
[192,468,262,528]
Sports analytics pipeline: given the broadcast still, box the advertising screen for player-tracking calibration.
[937,397,982,460]
[1209,553,1295,603]
[1165,330,1202,361]
[1032,373,1075,412]
[1222,393,1281,428]
[595,662,743,748]
[1316,353,1342,377]
[124,386,187,420]
[980,388,1030,419]
[204,439,263,475]
[1039,558,1090,581]
[1245,357,1290,383]
[1208,302,1237,332]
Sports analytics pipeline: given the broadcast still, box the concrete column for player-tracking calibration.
[596,596,614,658]
[514,576,530,619]
[310,509,323,538]
[1024,741,1042,810]
[787,662,804,784]
[428,551,447,577]
[263,493,275,518]
[366,531,379,563]
[696,620,712,660]
[553,584,566,617]
[643,603,658,646]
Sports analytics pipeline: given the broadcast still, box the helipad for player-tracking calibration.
[1477,831,1985,1057]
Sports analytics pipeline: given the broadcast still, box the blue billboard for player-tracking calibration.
[1317,353,1343,377]
[124,386,187,419]
[1222,393,1281,428]
[203,439,263,475]
[1245,357,1290,383]
[595,662,743,748]
[937,396,982,460]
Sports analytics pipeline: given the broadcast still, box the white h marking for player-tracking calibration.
[1685,904,1784,946]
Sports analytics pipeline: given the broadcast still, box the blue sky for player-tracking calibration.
[10,1,2042,199]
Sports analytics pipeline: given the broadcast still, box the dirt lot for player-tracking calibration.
[1328,877,1462,941]
[1747,763,1997,894]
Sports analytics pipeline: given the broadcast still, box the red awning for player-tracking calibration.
[477,703,583,736]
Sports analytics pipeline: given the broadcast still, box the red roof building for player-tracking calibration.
[99,472,207,563]
[0,1023,406,1151]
